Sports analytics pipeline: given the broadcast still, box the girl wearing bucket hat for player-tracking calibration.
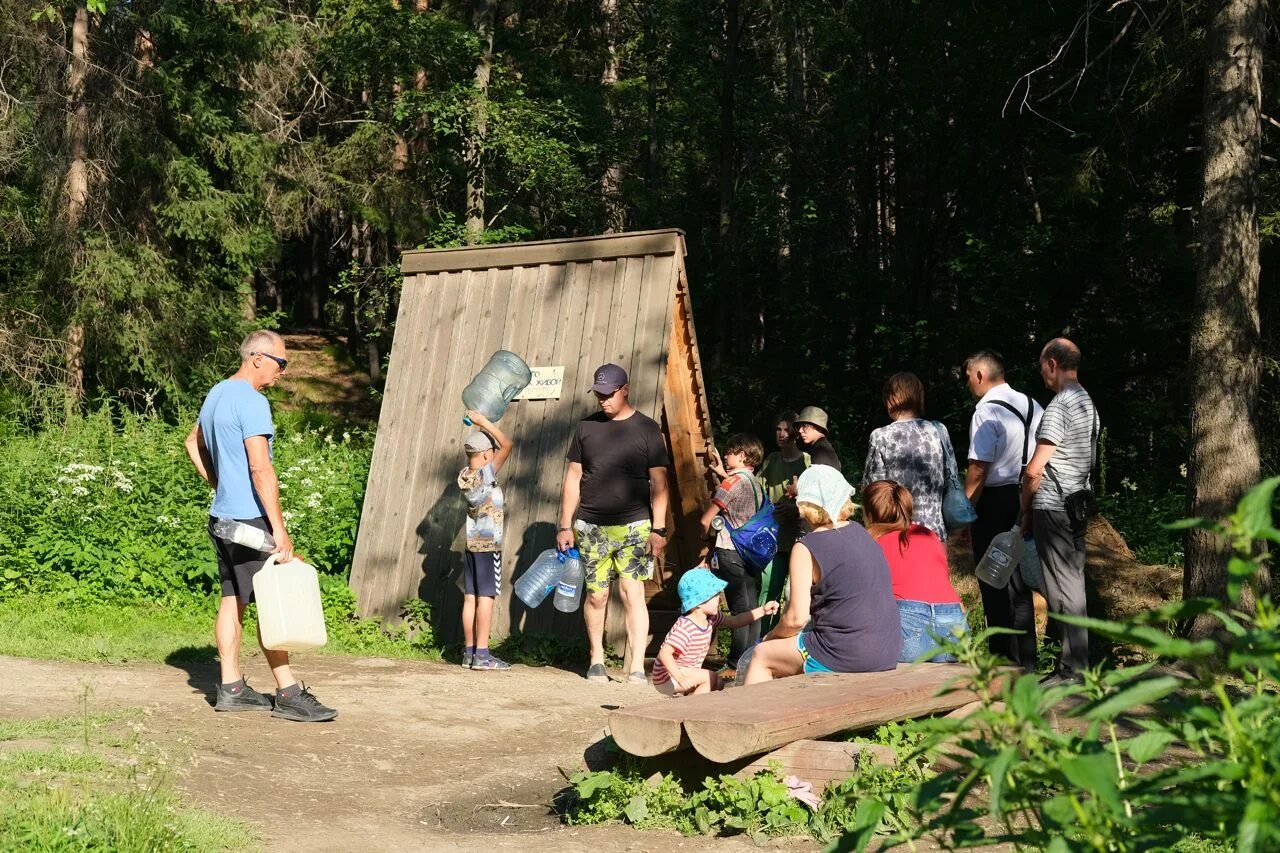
[793,406,842,470]
[741,466,901,685]
[650,569,779,695]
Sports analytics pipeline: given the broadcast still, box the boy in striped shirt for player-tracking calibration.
[652,568,778,695]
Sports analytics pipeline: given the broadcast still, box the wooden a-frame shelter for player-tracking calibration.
[349,229,714,643]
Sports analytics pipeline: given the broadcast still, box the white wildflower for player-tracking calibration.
[289,434,303,444]
[72,485,90,497]
[301,478,314,487]
[111,470,134,493]
[282,511,294,522]
[1120,477,1137,493]
[342,432,350,443]
[306,492,322,509]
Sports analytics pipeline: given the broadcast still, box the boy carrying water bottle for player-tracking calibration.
[457,410,514,671]
[651,569,778,695]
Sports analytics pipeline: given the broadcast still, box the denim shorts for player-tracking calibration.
[796,631,834,674]
[897,600,965,663]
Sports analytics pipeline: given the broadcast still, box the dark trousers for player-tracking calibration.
[1033,508,1089,678]
[972,485,1037,671]
[713,547,760,667]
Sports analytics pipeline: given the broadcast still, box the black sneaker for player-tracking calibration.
[271,684,338,722]
[214,678,273,712]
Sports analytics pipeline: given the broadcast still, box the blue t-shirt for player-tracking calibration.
[198,379,275,519]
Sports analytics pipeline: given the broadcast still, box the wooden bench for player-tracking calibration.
[609,663,988,763]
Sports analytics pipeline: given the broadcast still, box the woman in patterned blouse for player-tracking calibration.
[861,372,954,540]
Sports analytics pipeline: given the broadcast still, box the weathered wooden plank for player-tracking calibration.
[734,739,896,794]
[609,665,979,762]
[353,271,448,618]
[402,230,682,274]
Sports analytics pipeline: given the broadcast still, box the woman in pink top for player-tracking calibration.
[863,480,965,663]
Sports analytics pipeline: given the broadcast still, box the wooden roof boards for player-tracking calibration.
[349,229,714,642]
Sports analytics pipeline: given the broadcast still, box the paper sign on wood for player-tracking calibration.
[514,366,565,400]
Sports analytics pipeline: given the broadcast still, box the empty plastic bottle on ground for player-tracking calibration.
[461,350,533,425]
[975,525,1024,589]
[211,518,275,552]
[515,547,578,608]
[553,550,586,613]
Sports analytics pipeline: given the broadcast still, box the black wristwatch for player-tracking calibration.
[652,527,668,538]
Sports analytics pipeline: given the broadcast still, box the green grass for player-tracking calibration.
[0,593,445,664]
[0,707,254,851]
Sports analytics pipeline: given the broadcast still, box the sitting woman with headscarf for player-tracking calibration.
[862,480,965,663]
[742,465,901,684]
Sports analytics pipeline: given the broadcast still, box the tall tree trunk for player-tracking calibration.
[600,0,625,232]
[1184,0,1266,636]
[712,0,740,369]
[63,5,90,403]
[465,0,497,244]
[643,0,660,206]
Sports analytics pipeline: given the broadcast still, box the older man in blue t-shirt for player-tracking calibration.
[185,330,337,722]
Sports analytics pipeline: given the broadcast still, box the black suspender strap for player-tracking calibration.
[986,394,1034,468]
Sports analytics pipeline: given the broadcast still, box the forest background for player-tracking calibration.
[1,0,1278,615]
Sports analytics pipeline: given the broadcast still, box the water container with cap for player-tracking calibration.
[461,350,533,425]
[975,525,1024,590]
[553,550,585,613]
[253,554,328,652]
[514,547,578,608]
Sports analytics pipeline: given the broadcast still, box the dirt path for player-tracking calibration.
[1,654,797,852]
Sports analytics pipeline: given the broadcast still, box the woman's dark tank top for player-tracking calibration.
[802,522,901,672]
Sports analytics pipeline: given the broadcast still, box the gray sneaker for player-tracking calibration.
[214,678,272,712]
[627,670,647,685]
[271,684,338,723]
[586,663,609,683]
[471,654,512,671]
[460,652,473,669]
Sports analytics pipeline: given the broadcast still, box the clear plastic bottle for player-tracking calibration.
[211,518,275,553]
[975,525,1024,589]
[514,547,577,608]
[553,550,585,613]
[461,350,533,425]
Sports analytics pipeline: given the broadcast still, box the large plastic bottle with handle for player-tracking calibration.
[975,525,1024,589]
[514,547,577,608]
[461,350,533,425]
[553,550,585,613]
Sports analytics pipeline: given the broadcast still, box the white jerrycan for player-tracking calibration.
[253,554,328,652]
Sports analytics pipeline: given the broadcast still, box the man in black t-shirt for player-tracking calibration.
[557,363,670,684]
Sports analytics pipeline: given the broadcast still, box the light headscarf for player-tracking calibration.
[796,464,854,524]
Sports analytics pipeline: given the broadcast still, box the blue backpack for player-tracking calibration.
[727,475,779,572]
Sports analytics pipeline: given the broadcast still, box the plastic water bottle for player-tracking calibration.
[211,518,275,552]
[1018,531,1044,592]
[514,548,577,608]
[553,550,585,613]
[975,525,1024,589]
[461,350,533,425]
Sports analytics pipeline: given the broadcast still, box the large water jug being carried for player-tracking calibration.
[462,350,533,425]
[975,525,1024,590]
[514,547,580,609]
[253,555,328,652]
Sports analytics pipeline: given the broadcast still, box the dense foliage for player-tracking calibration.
[2,0,1278,500]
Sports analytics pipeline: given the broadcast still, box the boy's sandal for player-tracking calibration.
[627,670,647,684]
[585,663,610,682]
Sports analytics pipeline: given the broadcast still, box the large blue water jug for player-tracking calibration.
[462,351,533,425]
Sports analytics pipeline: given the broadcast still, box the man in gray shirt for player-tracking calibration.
[1019,338,1099,685]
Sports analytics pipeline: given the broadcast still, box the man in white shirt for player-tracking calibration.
[963,350,1043,672]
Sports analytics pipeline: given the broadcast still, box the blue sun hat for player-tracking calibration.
[678,568,728,614]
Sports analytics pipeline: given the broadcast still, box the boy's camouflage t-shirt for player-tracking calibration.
[457,462,504,552]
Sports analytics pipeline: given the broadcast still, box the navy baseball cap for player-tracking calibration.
[589,363,628,395]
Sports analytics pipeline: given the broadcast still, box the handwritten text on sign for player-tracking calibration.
[514,366,565,400]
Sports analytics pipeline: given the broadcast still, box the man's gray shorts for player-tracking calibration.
[208,516,272,605]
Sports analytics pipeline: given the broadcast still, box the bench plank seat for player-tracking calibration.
[610,664,983,763]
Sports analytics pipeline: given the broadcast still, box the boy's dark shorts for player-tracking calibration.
[463,551,502,598]
[208,516,273,605]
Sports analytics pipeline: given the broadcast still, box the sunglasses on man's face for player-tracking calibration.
[254,352,288,372]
